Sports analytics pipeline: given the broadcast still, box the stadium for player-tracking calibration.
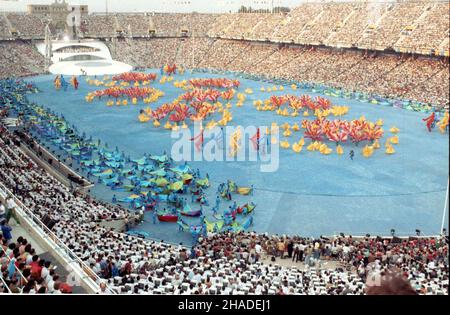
[0,0,448,296]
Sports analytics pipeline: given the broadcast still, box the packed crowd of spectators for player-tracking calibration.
[0,1,447,96]
[272,5,323,43]
[0,41,45,79]
[325,2,374,48]
[151,13,217,38]
[0,126,129,224]
[1,1,448,57]
[299,3,354,45]
[0,229,73,293]
[105,36,450,107]
[81,13,217,39]
[356,2,427,50]
[6,13,46,38]
[248,13,285,41]
[0,120,448,294]
[0,0,448,295]
[0,36,447,106]
[416,65,450,107]
[210,13,261,39]
[82,14,117,38]
[110,38,180,67]
[395,2,450,54]
[191,40,449,107]
[366,56,443,102]
[115,13,153,37]
[209,1,449,55]
[224,42,277,73]
[196,40,249,69]
[193,232,448,295]
[110,37,214,69]
[179,37,215,69]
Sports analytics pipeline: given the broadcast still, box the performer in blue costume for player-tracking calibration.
[60,75,68,91]
[215,195,220,209]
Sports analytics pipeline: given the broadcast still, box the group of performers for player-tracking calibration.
[47,70,448,240]
[54,75,79,91]
[423,111,449,133]
[1,77,255,241]
[161,64,184,76]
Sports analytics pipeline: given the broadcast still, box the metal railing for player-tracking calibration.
[0,181,116,294]
[0,276,12,294]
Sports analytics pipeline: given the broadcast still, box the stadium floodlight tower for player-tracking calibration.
[44,23,53,71]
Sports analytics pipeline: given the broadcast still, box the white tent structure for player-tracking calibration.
[36,39,132,75]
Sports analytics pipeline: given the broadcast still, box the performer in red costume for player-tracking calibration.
[423,112,436,132]
[73,76,79,90]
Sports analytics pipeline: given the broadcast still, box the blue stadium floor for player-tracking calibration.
[26,71,449,245]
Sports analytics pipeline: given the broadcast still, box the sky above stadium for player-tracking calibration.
[0,0,389,13]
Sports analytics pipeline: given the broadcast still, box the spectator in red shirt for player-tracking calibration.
[29,255,42,278]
